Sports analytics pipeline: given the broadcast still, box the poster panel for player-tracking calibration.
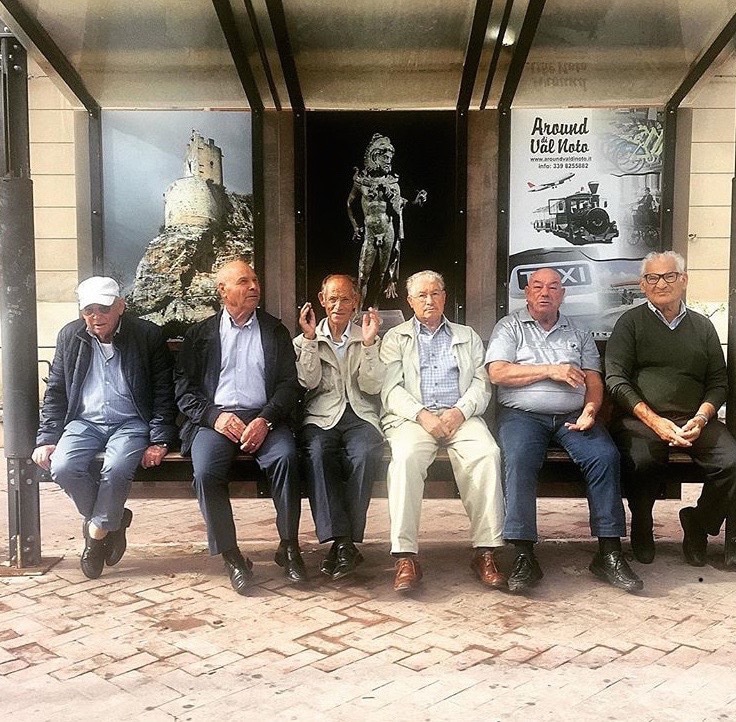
[305,111,458,330]
[102,111,253,337]
[509,107,664,337]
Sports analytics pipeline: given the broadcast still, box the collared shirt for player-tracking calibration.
[414,316,461,410]
[78,326,140,425]
[326,321,352,360]
[647,300,687,330]
[485,307,600,415]
[213,309,267,411]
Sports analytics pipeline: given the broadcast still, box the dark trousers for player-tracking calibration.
[300,407,384,544]
[191,421,301,555]
[611,416,736,535]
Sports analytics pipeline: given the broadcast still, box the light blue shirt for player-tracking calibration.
[486,308,600,415]
[214,310,267,411]
[78,327,140,425]
[414,316,461,410]
[326,321,352,360]
[647,300,687,330]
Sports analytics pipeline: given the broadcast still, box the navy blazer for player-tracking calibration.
[174,308,301,454]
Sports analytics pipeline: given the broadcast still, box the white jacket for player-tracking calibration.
[294,319,385,432]
[379,317,491,431]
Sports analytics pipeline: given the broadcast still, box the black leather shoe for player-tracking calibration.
[680,507,707,566]
[589,551,644,593]
[222,548,254,595]
[275,542,308,583]
[331,541,364,580]
[80,520,106,580]
[507,551,543,592]
[320,542,339,577]
[105,508,133,566]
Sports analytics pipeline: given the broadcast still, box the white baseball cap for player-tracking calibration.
[76,277,121,310]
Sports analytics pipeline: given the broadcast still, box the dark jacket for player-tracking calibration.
[175,309,301,454]
[36,315,178,447]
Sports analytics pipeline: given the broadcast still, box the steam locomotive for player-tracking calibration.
[532,181,618,245]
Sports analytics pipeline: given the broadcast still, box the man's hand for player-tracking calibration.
[214,412,247,444]
[352,227,363,244]
[361,306,381,346]
[439,408,465,440]
[383,281,398,299]
[565,405,596,432]
[141,445,168,468]
[240,416,270,453]
[678,416,706,444]
[650,415,693,447]
[548,364,586,388]
[417,409,447,440]
[299,302,317,339]
[31,444,56,471]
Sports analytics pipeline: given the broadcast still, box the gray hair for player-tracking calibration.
[640,251,685,276]
[406,270,445,296]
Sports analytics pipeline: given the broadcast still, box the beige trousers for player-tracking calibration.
[384,416,505,554]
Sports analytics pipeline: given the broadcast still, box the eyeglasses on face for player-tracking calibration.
[641,272,681,285]
[411,290,444,302]
[82,304,113,315]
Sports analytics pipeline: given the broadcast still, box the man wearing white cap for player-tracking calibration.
[32,277,177,579]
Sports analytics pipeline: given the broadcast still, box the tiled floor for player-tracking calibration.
[1,475,734,721]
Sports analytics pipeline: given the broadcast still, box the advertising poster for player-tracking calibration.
[509,107,664,337]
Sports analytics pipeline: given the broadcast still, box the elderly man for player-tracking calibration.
[606,251,736,567]
[486,268,642,593]
[294,274,385,579]
[175,259,304,594]
[380,270,505,593]
[32,277,177,579]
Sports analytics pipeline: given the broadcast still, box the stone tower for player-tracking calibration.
[185,130,223,185]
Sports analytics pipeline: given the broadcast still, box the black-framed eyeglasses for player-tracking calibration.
[82,304,113,315]
[641,272,681,285]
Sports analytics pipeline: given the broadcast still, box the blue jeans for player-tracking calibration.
[50,418,150,530]
[497,406,625,542]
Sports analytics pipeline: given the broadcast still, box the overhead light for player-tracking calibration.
[486,26,516,47]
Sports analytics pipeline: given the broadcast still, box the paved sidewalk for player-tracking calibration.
[1,476,735,721]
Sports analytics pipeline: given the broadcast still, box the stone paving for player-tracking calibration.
[1,475,735,721]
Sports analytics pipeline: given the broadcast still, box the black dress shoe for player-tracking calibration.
[589,551,644,593]
[724,515,736,568]
[680,507,707,566]
[320,542,339,577]
[105,508,133,566]
[331,541,364,580]
[275,542,308,583]
[80,520,106,580]
[222,548,254,595]
[507,551,543,592]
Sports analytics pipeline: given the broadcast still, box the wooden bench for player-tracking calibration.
[124,445,704,500]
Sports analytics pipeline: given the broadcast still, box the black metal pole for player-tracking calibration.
[0,36,41,567]
[727,171,736,435]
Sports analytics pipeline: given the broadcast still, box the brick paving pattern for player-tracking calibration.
[1,477,735,720]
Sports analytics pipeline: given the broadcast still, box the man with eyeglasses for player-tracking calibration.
[606,250,736,568]
[380,270,505,593]
[32,277,177,579]
[487,267,642,594]
[294,274,385,580]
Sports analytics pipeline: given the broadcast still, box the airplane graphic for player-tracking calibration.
[526,172,575,192]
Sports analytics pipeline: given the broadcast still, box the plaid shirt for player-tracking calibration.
[414,317,460,410]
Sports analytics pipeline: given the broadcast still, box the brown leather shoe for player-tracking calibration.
[393,556,422,592]
[471,549,507,589]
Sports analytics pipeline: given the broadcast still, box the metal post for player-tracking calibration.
[727,171,736,435]
[0,35,41,567]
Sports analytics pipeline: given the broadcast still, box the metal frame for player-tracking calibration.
[458,0,493,113]
[496,0,546,319]
[481,0,515,110]
[0,37,41,567]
